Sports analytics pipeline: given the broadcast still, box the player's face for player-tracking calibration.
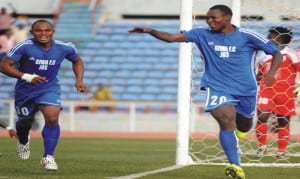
[206,9,230,33]
[31,22,55,45]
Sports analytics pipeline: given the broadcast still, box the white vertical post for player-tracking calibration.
[69,101,75,132]
[89,0,97,11]
[176,0,193,166]
[9,100,15,128]
[129,103,136,132]
[231,0,241,27]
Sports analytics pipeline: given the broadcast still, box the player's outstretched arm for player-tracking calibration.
[72,57,87,93]
[128,27,186,43]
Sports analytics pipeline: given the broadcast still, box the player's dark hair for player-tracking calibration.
[210,5,233,16]
[31,19,53,30]
[269,26,293,44]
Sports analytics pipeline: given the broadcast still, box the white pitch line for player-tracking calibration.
[109,165,186,179]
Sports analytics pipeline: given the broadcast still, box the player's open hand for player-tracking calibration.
[8,129,17,138]
[75,82,87,93]
[128,27,152,33]
[31,76,48,84]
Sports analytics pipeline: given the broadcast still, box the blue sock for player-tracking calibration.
[219,130,240,166]
[42,124,60,157]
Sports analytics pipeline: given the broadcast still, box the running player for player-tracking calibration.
[129,4,282,179]
[255,26,300,159]
[0,19,87,170]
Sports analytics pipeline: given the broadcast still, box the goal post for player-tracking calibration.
[175,0,193,166]
[176,0,242,166]
[176,0,300,167]
[231,0,241,27]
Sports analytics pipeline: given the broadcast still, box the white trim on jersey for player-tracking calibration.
[205,87,210,107]
[55,40,78,53]
[251,50,258,83]
[239,28,269,44]
[7,40,33,56]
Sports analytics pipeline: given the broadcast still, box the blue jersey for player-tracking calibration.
[7,38,78,95]
[183,26,279,96]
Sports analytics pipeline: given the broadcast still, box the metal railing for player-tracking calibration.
[0,99,177,132]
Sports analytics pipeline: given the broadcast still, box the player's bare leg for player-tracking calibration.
[211,105,246,178]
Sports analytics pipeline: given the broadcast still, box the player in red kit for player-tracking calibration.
[255,26,300,159]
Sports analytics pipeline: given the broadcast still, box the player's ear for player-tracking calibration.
[224,15,231,22]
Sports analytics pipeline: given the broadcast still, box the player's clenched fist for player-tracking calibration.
[75,82,87,93]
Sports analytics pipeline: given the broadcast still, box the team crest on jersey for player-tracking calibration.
[29,57,57,70]
[214,45,236,58]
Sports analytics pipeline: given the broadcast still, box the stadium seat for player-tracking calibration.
[162,87,178,94]
[147,71,164,78]
[120,63,137,70]
[110,78,127,85]
[144,86,162,94]
[120,93,138,101]
[126,86,143,93]
[93,78,110,85]
[136,63,153,70]
[98,70,115,77]
[94,34,110,41]
[143,78,160,85]
[111,86,126,93]
[111,34,127,41]
[139,94,157,101]
[0,92,12,99]
[127,79,143,85]
[165,71,178,78]
[157,94,176,102]
[114,70,131,78]
[153,63,170,70]
[104,63,121,70]
[131,70,148,78]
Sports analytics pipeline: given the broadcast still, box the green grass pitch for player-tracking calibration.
[1,137,300,179]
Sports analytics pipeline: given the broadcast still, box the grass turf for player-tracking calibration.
[1,137,300,179]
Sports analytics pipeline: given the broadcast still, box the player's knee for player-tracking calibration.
[16,117,34,130]
[236,114,252,132]
[44,117,59,126]
[219,119,236,131]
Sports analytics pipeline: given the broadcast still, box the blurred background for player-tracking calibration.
[0,0,299,134]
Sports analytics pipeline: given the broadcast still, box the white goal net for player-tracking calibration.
[177,0,300,167]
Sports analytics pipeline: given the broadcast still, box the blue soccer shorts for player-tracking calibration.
[14,91,62,120]
[204,87,256,118]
